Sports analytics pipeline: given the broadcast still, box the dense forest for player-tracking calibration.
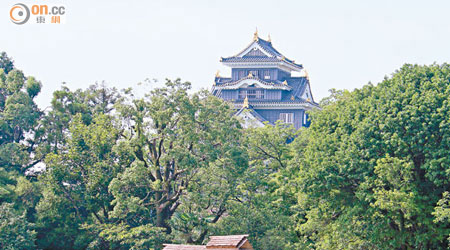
[2,51,450,249]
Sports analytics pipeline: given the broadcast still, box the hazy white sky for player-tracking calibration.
[1,0,450,108]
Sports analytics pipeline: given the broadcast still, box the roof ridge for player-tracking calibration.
[256,38,281,56]
[209,234,249,237]
[163,243,206,250]
[217,76,292,89]
[206,234,250,247]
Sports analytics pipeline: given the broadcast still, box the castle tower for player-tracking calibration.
[212,31,319,129]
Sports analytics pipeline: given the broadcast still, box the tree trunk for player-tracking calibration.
[156,202,172,234]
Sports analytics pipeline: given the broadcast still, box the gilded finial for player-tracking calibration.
[215,70,220,78]
[281,56,286,61]
[253,28,259,41]
[220,57,223,62]
[304,70,309,79]
[291,95,295,101]
[282,80,288,85]
[248,72,253,77]
[268,34,271,42]
[307,97,311,102]
[243,96,249,108]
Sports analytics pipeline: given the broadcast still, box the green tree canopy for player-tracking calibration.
[0,52,14,75]
[0,52,41,250]
[3,50,450,250]
[211,122,300,250]
[37,79,247,249]
[0,67,42,174]
[293,64,450,249]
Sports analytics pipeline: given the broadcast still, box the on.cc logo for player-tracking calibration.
[10,3,30,25]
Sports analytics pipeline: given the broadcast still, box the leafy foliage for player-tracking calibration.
[293,64,450,249]
[0,52,14,75]
[0,203,36,250]
[0,52,40,250]
[0,67,42,174]
[211,122,299,250]
[36,79,248,249]
[37,113,121,249]
[2,51,450,250]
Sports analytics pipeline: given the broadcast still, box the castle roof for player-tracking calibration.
[235,106,267,123]
[213,76,318,106]
[220,33,303,72]
[214,75,292,90]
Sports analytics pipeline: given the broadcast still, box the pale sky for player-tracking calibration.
[1,0,450,108]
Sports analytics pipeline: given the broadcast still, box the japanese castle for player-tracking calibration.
[211,30,319,129]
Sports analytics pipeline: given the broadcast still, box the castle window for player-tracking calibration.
[256,90,264,99]
[264,70,270,79]
[249,70,258,77]
[247,90,257,99]
[280,113,294,124]
[239,70,246,79]
[239,89,246,99]
[303,112,307,125]
[238,89,265,99]
[247,89,264,99]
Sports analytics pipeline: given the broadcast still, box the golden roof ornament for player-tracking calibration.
[253,28,259,41]
[268,34,271,43]
[215,70,220,78]
[304,70,309,79]
[291,95,295,101]
[307,97,311,102]
[248,72,253,77]
[243,96,249,108]
[282,80,288,85]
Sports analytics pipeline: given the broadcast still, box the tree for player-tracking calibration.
[37,113,122,249]
[211,122,300,250]
[40,82,120,156]
[0,52,14,75]
[108,79,245,245]
[169,133,248,244]
[0,54,41,249]
[293,64,450,249]
[0,68,42,174]
[37,79,246,249]
[0,203,36,250]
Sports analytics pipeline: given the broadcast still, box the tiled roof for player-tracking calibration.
[235,99,309,105]
[222,37,303,69]
[235,107,267,123]
[221,57,303,70]
[163,235,254,250]
[216,76,292,90]
[163,244,206,250]
[283,77,308,101]
[257,38,282,57]
[222,57,281,62]
[214,77,232,85]
[206,235,249,248]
